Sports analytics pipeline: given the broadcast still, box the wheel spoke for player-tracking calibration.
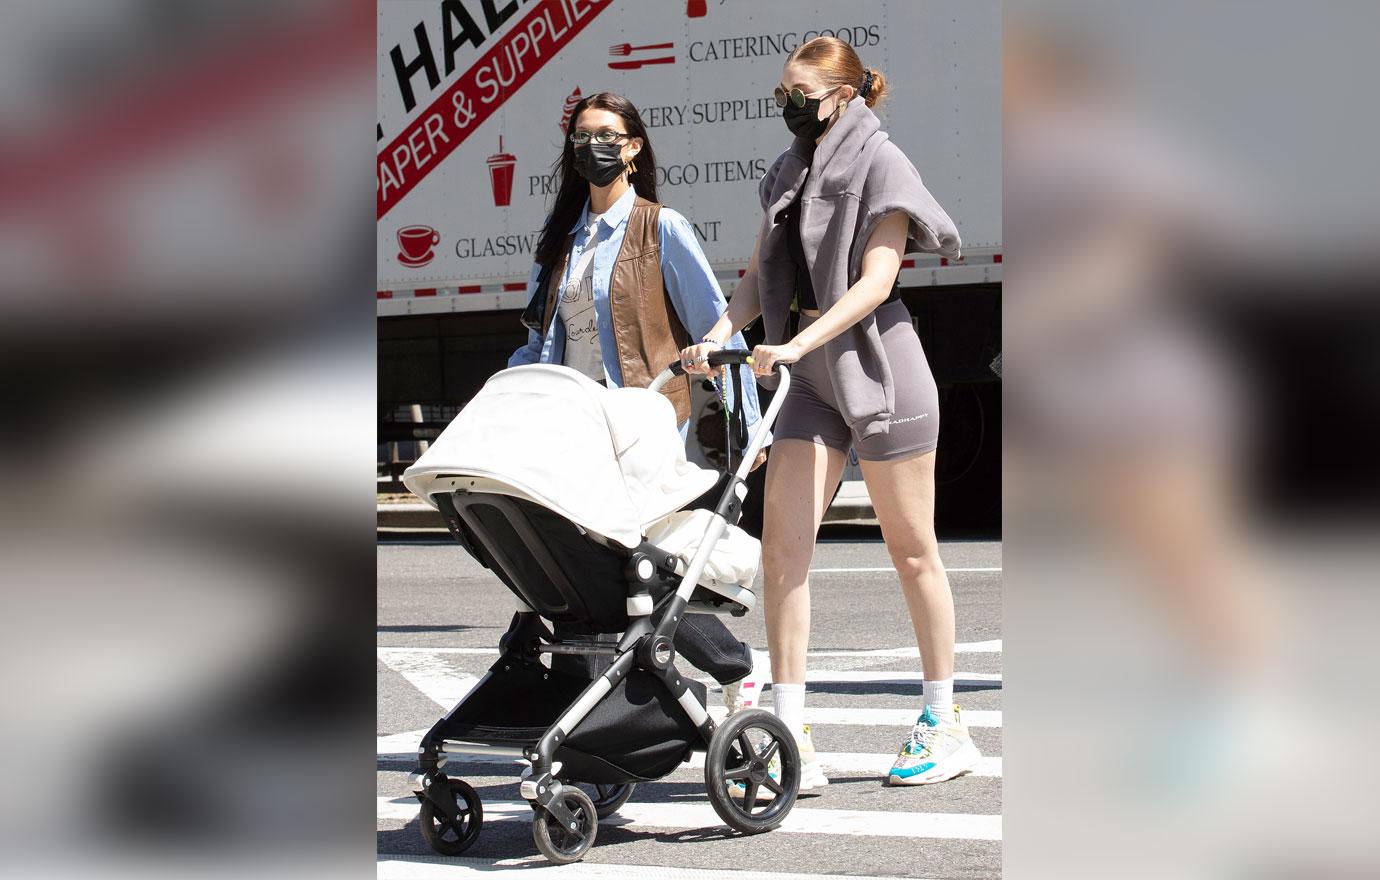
[760,738,781,764]
[738,731,755,762]
[763,775,786,796]
[742,779,759,812]
[723,766,752,780]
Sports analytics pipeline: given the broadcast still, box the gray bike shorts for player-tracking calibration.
[774,300,940,462]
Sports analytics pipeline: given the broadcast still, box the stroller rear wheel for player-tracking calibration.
[705,709,800,834]
[418,777,483,855]
[532,786,597,864]
[578,782,635,820]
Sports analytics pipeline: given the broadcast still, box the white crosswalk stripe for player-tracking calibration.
[378,651,1000,712]
[378,855,943,880]
[376,728,1002,778]
[379,638,1003,863]
[379,796,1001,841]
[377,639,1002,658]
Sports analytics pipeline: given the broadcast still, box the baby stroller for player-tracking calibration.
[401,351,799,864]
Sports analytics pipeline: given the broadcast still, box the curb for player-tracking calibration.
[379,482,877,530]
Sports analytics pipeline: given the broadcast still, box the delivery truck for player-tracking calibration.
[377,0,1000,530]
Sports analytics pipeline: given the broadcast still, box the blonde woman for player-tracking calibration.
[683,38,978,788]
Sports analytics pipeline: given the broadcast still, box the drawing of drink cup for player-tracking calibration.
[487,136,517,207]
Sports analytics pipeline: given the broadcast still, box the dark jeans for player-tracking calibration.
[550,615,751,685]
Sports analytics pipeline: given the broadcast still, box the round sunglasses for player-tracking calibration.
[773,84,841,109]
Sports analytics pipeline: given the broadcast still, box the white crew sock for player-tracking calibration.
[772,682,806,736]
[922,678,956,725]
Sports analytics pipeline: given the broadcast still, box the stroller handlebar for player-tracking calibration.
[651,349,781,389]
[659,348,753,381]
[648,353,791,480]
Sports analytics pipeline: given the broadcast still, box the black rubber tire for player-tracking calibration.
[577,782,635,820]
[418,777,483,856]
[704,708,799,834]
[532,786,598,864]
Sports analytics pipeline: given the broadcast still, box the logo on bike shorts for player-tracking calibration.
[890,413,930,425]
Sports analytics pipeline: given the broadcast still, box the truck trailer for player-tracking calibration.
[377,0,1000,530]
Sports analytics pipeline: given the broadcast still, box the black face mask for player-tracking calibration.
[783,96,832,140]
[573,142,628,187]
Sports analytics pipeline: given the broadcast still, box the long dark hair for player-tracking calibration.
[534,92,658,271]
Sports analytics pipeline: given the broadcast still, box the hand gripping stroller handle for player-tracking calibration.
[647,357,791,475]
[653,348,753,383]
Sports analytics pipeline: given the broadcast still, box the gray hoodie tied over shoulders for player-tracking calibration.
[756,97,961,440]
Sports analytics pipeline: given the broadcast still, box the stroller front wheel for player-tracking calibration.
[418,776,483,855]
[532,786,597,864]
[705,708,800,834]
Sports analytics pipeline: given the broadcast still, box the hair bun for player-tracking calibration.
[861,68,887,107]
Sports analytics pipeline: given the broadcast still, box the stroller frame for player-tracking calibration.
[410,355,800,863]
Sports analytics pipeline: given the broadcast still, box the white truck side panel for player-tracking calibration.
[377,0,999,305]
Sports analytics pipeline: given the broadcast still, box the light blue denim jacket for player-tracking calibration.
[510,186,768,444]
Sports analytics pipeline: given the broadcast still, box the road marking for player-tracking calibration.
[381,657,1000,710]
[376,730,1001,778]
[810,566,1001,573]
[377,639,1002,658]
[810,640,1003,656]
[379,855,945,879]
[379,649,1004,722]
[378,796,1001,841]
[700,670,1000,690]
[381,708,1000,762]
[758,707,1002,728]
[377,651,478,707]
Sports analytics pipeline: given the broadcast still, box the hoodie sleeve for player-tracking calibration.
[862,142,962,260]
[759,152,790,213]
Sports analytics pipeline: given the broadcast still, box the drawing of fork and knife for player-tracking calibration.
[607,41,676,70]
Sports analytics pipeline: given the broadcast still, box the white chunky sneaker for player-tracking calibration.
[888,705,981,785]
[796,724,829,792]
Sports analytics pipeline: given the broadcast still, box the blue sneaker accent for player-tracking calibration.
[890,761,936,779]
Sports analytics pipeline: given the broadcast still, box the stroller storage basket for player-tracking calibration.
[436,657,707,783]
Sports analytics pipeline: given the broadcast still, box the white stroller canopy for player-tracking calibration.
[403,365,719,549]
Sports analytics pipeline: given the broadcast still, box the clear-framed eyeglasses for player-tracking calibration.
[569,129,630,146]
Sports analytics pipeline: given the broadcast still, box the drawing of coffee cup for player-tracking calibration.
[397,225,440,266]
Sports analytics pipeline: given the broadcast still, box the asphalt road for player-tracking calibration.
[378,534,1002,879]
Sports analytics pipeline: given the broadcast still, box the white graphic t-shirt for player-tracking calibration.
[559,214,605,382]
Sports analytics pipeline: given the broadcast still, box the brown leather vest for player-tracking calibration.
[541,196,692,422]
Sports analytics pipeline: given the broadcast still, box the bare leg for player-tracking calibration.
[860,450,954,681]
[1092,455,1272,674]
[760,439,847,685]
